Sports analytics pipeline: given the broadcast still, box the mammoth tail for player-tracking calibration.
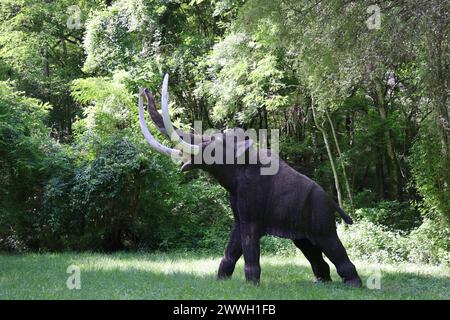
[333,202,354,225]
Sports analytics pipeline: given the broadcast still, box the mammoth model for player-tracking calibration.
[138,74,362,287]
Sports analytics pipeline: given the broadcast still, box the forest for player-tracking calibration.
[0,0,448,271]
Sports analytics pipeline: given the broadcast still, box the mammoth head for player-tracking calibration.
[138,74,254,172]
[179,129,255,172]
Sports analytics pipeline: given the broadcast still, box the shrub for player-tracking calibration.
[353,189,378,208]
[338,220,409,263]
[338,219,449,265]
[260,236,297,256]
[409,121,450,222]
[170,175,233,252]
[0,81,52,251]
[408,219,450,265]
[354,201,422,232]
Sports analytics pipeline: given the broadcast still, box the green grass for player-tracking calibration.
[0,251,448,299]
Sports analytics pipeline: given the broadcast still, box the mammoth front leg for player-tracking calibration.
[240,222,261,285]
[218,222,242,279]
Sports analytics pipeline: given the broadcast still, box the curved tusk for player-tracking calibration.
[161,74,200,155]
[138,88,183,159]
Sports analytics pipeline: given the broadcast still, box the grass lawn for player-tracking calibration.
[0,251,448,299]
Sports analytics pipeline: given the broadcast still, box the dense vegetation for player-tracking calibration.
[0,0,448,265]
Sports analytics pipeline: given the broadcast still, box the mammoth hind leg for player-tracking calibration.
[315,234,362,288]
[293,238,331,282]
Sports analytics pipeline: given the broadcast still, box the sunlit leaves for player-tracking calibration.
[71,71,134,139]
[200,32,286,125]
[83,0,159,74]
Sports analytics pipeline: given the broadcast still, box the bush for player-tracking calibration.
[353,189,378,208]
[338,219,449,265]
[16,134,234,252]
[408,219,450,265]
[338,220,409,263]
[410,121,450,222]
[33,134,179,251]
[169,175,233,252]
[0,81,52,251]
[354,201,422,232]
[260,236,297,256]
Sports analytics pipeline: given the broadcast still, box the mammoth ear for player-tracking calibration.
[235,139,254,159]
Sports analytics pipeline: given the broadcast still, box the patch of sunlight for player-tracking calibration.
[68,253,449,280]
[76,255,221,276]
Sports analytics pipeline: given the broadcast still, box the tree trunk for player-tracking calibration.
[375,159,385,200]
[325,109,354,213]
[345,112,354,147]
[375,81,399,199]
[311,98,343,208]
[62,38,72,137]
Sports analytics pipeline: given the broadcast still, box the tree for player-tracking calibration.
[0,0,100,139]
[0,81,52,250]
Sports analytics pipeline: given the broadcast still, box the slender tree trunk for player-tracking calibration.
[311,98,343,208]
[62,38,72,137]
[345,112,354,147]
[325,109,354,213]
[263,105,268,130]
[375,81,399,199]
[375,160,385,199]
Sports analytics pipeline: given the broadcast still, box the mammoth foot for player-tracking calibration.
[344,276,362,288]
[217,258,236,280]
[217,273,231,280]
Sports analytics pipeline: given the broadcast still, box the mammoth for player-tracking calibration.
[138,74,362,287]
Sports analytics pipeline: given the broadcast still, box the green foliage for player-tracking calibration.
[0,81,52,250]
[339,220,409,264]
[355,201,422,232]
[339,219,449,265]
[37,132,232,252]
[199,32,286,125]
[353,189,378,208]
[410,120,450,222]
[71,71,135,141]
[41,135,174,251]
[83,0,160,74]
[407,219,450,266]
[260,236,297,256]
[166,175,232,251]
[0,0,97,136]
